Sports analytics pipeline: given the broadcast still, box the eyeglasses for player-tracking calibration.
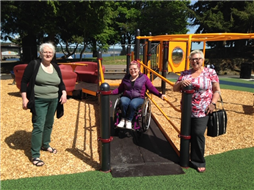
[190,58,203,61]
[43,51,53,55]
[129,68,138,71]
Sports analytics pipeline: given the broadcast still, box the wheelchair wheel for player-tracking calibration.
[141,98,151,132]
[112,97,121,127]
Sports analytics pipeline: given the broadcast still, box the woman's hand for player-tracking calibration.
[181,80,192,88]
[59,90,67,104]
[205,103,216,115]
[22,98,29,110]
[173,79,192,92]
[161,94,166,100]
[21,92,28,110]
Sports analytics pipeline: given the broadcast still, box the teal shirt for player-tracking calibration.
[34,65,61,99]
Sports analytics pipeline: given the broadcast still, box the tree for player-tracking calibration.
[138,1,189,35]
[41,1,116,59]
[1,1,191,61]
[1,1,59,62]
[108,1,190,55]
[188,1,254,49]
[1,1,117,60]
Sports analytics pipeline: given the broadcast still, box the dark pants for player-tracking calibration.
[31,98,58,158]
[190,116,209,168]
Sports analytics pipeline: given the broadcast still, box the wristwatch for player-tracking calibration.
[211,102,216,108]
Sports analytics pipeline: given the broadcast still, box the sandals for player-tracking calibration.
[197,167,206,173]
[41,147,57,154]
[32,158,44,166]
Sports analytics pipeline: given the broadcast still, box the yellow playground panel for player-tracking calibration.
[137,33,254,73]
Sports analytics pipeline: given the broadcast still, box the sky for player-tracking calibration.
[186,0,204,50]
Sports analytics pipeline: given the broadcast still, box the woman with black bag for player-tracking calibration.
[21,42,67,166]
[173,50,221,173]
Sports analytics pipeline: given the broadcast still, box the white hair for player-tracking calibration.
[39,42,55,55]
[189,50,204,59]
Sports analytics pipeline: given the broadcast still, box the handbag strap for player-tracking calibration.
[217,94,224,110]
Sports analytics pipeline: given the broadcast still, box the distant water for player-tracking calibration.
[3,52,120,61]
[56,53,120,59]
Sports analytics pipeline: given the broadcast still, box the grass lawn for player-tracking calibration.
[1,147,253,190]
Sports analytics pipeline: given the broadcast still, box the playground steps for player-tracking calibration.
[104,65,126,74]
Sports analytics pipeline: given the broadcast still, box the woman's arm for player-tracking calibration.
[21,92,29,110]
[205,81,221,114]
[211,82,221,104]
[111,80,125,95]
[145,76,165,99]
[20,61,35,92]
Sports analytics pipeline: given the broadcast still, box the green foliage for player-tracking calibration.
[110,1,190,45]
[231,1,254,33]
[188,1,254,49]
[138,1,189,35]
[1,1,190,60]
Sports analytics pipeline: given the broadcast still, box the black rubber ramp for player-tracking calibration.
[110,95,185,177]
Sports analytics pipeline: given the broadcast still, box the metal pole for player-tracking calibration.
[97,51,102,82]
[135,29,140,61]
[143,40,146,69]
[97,51,102,104]
[147,32,152,63]
[147,32,152,80]
[126,45,131,75]
[161,41,169,94]
[99,82,113,172]
[179,85,194,167]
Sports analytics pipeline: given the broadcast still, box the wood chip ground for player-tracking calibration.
[1,78,253,180]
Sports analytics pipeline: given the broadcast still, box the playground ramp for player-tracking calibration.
[109,95,184,177]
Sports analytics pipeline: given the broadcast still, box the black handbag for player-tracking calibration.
[207,95,227,137]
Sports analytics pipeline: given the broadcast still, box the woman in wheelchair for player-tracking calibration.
[111,61,166,130]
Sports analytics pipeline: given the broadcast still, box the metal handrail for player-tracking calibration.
[146,93,180,134]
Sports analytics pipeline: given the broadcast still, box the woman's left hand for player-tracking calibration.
[60,91,67,104]
[205,103,216,115]
[161,94,166,100]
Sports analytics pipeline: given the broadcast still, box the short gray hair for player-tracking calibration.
[39,42,55,55]
[189,50,204,59]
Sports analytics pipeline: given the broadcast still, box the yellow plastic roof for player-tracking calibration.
[137,33,254,42]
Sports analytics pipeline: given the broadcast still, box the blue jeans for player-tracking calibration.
[120,96,144,121]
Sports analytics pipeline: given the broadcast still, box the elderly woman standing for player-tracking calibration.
[173,50,221,173]
[21,42,67,166]
[111,60,166,129]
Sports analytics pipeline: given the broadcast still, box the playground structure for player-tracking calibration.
[11,30,254,175]
[95,30,254,173]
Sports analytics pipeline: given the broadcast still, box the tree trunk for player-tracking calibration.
[22,34,37,63]
[92,39,97,57]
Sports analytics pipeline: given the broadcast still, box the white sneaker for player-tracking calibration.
[117,119,125,128]
[125,120,132,129]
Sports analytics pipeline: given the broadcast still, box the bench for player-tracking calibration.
[13,64,28,90]
[74,62,105,83]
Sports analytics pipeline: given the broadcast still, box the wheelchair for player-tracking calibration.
[112,96,151,133]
